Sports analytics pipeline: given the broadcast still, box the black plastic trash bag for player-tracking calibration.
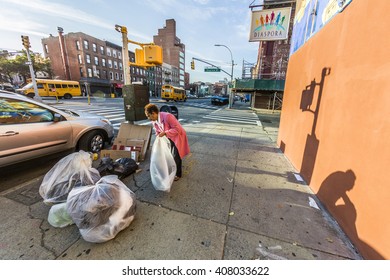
[39,151,101,205]
[66,175,136,243]
[96,157,115,176]
[112,158,138,179]
[97,157,138,179]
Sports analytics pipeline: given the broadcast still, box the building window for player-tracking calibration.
[100,46,104,55]
[83,40,89,50]
[86,54,91,64]
[92,43,97,52]
[119,62,123,70]
[103,70,107,79]
[87,68,92,77]
[76,41,80,50]
[79,67,83,77]
[44,44,49,54]
[94,56,99,65]
[114,61,118,69]
[115,72,119,80]
[78,54,82,64]
[102,58,106,67]
[109,71,114,80]
[118,52,122,59]
[96,69,100,78]
[113,50,117,58]
[120,73,123,81]
[108,59,112,68]
[107,48,111,56]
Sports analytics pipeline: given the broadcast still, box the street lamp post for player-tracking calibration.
[214,44,234,109]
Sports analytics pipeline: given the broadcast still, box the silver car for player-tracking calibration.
[0,91,114,168]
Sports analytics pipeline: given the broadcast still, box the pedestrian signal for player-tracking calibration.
[144,45,162,65]
[21,35,31,49]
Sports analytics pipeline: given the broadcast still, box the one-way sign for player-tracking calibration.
[204,67,221,72]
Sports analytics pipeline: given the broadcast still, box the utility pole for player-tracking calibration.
[57,27,71,80]
[115,24,163,123]
[21,35,41,101]
[115,25,131,85]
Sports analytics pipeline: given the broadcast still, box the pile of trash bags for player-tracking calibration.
[39,150,137,243]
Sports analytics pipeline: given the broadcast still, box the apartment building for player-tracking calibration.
[41,30,153,96]
[153,19,185,88]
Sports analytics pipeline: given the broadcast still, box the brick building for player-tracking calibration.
[153,19,186,88]
[41,29,154,96]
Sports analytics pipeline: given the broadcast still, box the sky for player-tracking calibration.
[0,0,264,83]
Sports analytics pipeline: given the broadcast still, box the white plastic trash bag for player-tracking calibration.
[48,202,74,228]
[66,175,136,243]
[39,151,101,205]
[150,136,176,192]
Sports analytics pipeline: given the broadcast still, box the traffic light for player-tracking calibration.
[135,48,146,65]
[21,35,30,49]
[144,45,163,65]
[191,59,195,70]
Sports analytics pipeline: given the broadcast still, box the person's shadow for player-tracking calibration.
[317,170,384,259]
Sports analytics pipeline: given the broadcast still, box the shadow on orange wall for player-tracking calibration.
[299,67,330,184]
[317,170,384,260]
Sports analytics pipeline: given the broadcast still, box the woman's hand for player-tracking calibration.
[158,131,166,137]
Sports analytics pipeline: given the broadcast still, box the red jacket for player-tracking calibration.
[152,112,190,159]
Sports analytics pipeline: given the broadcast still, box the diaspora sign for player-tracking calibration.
[249,7,292,41]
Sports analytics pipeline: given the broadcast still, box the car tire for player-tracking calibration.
[79,130,105,153]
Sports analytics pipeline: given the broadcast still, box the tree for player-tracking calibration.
[0,51,18,84]
[0,50,53,85]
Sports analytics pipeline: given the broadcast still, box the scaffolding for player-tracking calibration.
[241,60,256,79]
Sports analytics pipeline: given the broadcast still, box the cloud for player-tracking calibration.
[0,8,49,37]
[142,0,228,21]
[2,0,113,29]
[0,0,152,41]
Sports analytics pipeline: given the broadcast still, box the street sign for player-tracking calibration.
[204,67,221,72]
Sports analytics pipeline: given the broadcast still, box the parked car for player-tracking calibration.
[0,91,114,168]
[211,95,229,105]
[0,84,16,92]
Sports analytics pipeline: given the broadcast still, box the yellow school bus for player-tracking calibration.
[19,79,82,99]
[161,85,187,102]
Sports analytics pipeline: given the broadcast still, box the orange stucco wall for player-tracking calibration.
[278,0,390,259]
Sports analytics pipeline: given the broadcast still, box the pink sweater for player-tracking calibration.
[152,112,190,159]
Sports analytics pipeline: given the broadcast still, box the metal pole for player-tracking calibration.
[25,49,41,102]
[116,25,131,85]
[214,44,234,109]
[272,92,276,113]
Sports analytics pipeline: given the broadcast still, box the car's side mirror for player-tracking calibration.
[53,113,62,122]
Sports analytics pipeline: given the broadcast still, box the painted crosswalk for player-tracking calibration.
[181,101,224,110]
[53,104,150,131]
[202,108,261,126]
[53,102,259,130]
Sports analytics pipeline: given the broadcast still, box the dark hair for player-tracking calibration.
[144,103,159,115]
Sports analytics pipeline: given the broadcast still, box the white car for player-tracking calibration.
[0,91,114,168]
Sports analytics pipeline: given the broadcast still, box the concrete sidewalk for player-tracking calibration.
[0,103,362,260]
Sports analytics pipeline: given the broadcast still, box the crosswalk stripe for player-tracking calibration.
[202,115,259,125]
[202,107,260,125]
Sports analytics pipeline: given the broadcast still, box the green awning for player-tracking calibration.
[234,79,285,92]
